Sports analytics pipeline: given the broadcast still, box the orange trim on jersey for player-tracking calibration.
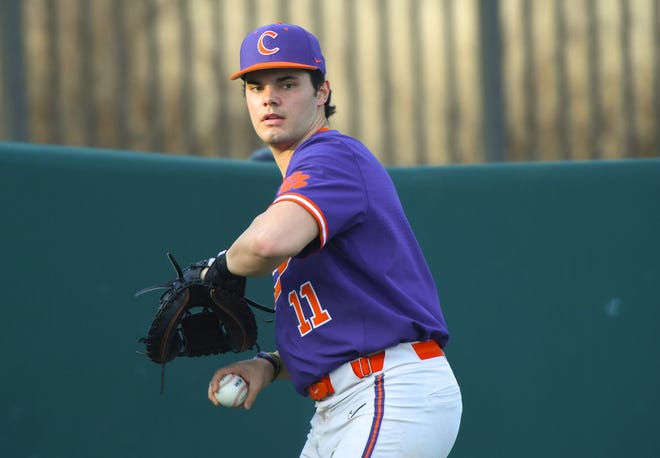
[272,193,328,247]
[272,258,291,302]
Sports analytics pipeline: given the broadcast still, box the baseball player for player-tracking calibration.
[206,23,462,457]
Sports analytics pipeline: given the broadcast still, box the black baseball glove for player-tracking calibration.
[137,252,272,388]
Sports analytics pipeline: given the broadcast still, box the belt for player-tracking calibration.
[306,340,444,401]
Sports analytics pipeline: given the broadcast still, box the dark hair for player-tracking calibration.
[241,70,336,119]
[309,70,337,119]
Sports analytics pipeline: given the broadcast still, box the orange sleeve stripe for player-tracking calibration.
[273,193,328,247]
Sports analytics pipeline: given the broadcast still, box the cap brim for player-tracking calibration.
[230,62,320,80]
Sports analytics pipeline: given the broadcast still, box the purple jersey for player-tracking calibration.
[271,129,449,395]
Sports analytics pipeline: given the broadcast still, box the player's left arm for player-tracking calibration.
[225,199,319,277]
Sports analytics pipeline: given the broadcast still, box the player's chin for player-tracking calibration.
[258,130,281,144]
[260,135,292,152]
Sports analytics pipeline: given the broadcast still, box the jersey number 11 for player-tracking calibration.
[288,281,332,336]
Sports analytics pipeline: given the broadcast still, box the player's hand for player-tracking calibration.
[207,358,274,410]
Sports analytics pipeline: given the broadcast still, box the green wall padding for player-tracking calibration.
[2,142,658,457]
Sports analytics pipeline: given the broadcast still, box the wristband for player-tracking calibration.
[207,250,231,278]
[254,351,282,382]
[205,250,246,296]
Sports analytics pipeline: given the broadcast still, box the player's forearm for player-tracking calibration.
[226,231,291,277]
[226,250,286,277]
[225,202,318,277]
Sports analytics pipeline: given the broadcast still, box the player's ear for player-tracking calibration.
[317,80,330,106]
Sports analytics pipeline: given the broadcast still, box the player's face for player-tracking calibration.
[243,69,328,152]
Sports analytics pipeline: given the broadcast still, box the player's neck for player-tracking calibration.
[272,122,330,177]
[273,149,295,177]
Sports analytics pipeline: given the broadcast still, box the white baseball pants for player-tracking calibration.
[299,341,462,457]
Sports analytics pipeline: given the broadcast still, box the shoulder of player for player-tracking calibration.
[294,131,370,165]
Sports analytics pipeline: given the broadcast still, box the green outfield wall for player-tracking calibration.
[1,141,659,457]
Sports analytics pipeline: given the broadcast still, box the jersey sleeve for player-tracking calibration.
[273,136,368,253]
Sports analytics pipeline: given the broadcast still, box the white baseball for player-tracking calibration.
[214,374,248,408]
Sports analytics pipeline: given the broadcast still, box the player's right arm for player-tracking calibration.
[207,200,307,408]
[207,351,289,409]
[225,199,319,277]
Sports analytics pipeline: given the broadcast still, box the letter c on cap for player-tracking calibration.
[258,31,279,55]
